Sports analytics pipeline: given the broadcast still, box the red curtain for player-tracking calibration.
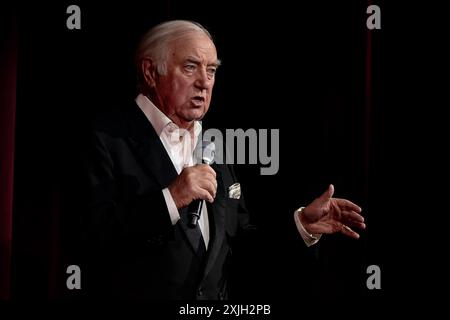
[0,13,17,301]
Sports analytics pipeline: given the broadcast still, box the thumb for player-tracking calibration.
[319,184,334,201]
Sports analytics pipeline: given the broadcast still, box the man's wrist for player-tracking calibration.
[298,206,310,226]
[294,207,321,246]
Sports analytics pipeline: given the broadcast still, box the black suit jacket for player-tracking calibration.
[82,101,252,300]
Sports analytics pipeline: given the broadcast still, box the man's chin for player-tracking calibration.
[194,113,205,121]
[187,109,206,121]
[177,114,204,128]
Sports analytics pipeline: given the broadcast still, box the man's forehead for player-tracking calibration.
[170,33,217,59]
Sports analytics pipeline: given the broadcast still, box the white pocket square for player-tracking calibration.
[228,183,241,199]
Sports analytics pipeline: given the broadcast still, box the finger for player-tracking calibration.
[319,184,334,202]
[191,169,216,189]
[340,211,366,230]
[341,210,365,223]
[203,171,217,184]
[305,221,336,235]
[354,222,366,229]
[199,179,217,199]
[192,164,217,178]
[201,164,217,178]
[196,169,216,185]
[198,188,214,203]
[343,218,366,230]
[334,198,362,213]
[341,224,360,239]
[204,174,218,191]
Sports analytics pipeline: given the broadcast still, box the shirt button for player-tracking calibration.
[197,287,203,296]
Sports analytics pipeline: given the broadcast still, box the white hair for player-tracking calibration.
[136,20,214,89]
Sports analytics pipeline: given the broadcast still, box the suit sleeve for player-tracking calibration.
[83,130,173,248]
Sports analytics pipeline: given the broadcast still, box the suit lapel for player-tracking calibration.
[124,102,208,257]
[125,102,177,188]
[201,163,227,279]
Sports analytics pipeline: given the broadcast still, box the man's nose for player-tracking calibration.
[194,68,213,90]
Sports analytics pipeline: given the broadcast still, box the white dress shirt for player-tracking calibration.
[294,207,322,247]
[136,94,210,249]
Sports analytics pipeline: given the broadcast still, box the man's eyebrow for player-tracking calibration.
[185,57,201,64]
[185,57,221,67]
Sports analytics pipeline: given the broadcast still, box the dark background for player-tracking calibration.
[5,0,443,307]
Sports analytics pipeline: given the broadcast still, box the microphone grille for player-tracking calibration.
[202,141,215,165]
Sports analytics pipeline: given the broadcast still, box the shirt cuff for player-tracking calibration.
[294,207,322,247]
[162,188,180,225]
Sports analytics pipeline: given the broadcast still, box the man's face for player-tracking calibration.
[153,32,219,129]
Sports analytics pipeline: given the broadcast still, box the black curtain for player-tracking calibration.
[5,0,389,301]
[0,8,18,301]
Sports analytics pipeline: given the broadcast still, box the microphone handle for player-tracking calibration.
[187,158,213,228]
[188,199,204,228]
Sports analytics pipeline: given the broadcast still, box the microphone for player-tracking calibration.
[188,141,215,228]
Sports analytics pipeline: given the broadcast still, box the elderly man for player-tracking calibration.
[83,20,365,300]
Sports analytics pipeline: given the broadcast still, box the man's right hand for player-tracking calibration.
[168,164,217,209]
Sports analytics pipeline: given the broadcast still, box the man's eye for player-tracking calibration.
[207,68,217,76]
[185,64,196,71]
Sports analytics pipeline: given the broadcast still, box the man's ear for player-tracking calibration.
[141,58,157,88]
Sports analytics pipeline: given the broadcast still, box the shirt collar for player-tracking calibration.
[135,93,202,139]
